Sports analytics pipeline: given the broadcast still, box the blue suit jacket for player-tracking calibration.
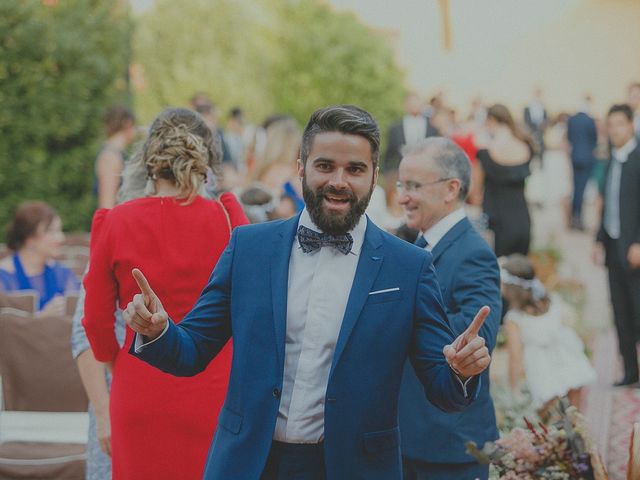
[132,215,479,479]
[399,217,501,464]
[567,112,597,166]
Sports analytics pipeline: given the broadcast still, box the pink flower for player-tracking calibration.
[497,428,541,463]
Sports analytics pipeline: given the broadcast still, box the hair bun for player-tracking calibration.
[143,112,211,202]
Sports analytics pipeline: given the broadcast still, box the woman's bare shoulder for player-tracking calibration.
[488,139,530,166]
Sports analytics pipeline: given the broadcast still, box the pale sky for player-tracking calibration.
[328,0,581,104]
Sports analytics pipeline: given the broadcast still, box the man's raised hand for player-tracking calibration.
[443,306,491,380]
[123,268,168,341]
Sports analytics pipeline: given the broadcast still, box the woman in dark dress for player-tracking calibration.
[476,104,534,257]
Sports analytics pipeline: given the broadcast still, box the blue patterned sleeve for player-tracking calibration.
[71,282,90,359]
[62,265,81,294]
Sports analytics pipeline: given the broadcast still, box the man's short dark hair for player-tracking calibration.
[608,104,634,122]
[190,92,215,115]
[229,107,243,119]
[300,105,380,167]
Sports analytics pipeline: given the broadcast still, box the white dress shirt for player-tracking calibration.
[402,115,427,147]
[605,138,638,239]
[420,207,467,252]
[528,101,545,126]
[273,209,367,443]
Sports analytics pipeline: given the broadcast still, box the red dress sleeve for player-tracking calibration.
[82,208,120,362]
[219,192,250,228]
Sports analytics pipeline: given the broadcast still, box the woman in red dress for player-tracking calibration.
[83,108,248,479]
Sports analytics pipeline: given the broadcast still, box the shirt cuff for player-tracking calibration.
[451,369,475,398]
[134,322,169,353]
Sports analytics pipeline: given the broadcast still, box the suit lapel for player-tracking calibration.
[329,220,384,380]
[430,217,471,264]
[270,215,299,368]
[398,123,406,147]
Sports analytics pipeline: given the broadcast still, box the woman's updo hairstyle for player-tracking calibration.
[142,108,221,204]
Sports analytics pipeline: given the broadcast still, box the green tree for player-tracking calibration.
[134,0,278,124]
[134,0,405,133]
[268,0,405,134]
[0,0,132,232]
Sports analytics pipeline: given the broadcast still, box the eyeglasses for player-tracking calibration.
[395,178,453,194]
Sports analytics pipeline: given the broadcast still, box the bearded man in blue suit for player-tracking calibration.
[123,105,492,479]
[398,138,502,480]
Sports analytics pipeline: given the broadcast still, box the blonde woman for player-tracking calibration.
[252,116,303,217]
[82,108,248,479]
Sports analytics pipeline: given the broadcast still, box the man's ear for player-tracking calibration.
[373,166,379,186]
[446,178,461,203]
[297,158,304,179]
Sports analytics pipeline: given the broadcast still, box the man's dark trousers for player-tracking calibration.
[604,233,640,379]
[261,442,325,480]
[403,457,488,480]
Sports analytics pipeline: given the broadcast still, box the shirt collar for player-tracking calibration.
[298,208,367,255]
[421,207,466,250]
[613,137,638,163]
[403,114,426,124]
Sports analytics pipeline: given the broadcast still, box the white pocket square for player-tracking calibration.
[369,287,400,295]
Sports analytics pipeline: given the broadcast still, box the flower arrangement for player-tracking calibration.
[466,398,608,480]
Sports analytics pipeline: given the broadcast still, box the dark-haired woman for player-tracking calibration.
[476,104,534,257]
[95,105,137,209]
[0,201,79,315]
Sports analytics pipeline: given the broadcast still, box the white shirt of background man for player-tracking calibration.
[403,115,427,147]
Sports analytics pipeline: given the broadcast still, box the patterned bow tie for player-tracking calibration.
[297,225,354,255]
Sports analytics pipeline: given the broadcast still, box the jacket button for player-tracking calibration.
[272,388,281,399]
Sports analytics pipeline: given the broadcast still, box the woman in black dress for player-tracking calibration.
[476,104,534,257]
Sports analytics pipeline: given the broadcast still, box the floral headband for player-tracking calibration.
[500,269,547,301]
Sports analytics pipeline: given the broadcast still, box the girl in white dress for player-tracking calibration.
[501,254,596,411]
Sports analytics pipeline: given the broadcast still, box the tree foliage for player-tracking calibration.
[134,0,278,124]
[1,0,405,234]
[268,0,405,132]
[134,0,405,132]
[0,0,132,232]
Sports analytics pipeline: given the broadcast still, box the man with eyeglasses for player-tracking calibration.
[397,138,501,480]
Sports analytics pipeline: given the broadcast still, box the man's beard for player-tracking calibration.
[302,176,374,236]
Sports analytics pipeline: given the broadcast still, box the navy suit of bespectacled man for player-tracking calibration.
[123,105,492,479]
[398,137,502,480]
